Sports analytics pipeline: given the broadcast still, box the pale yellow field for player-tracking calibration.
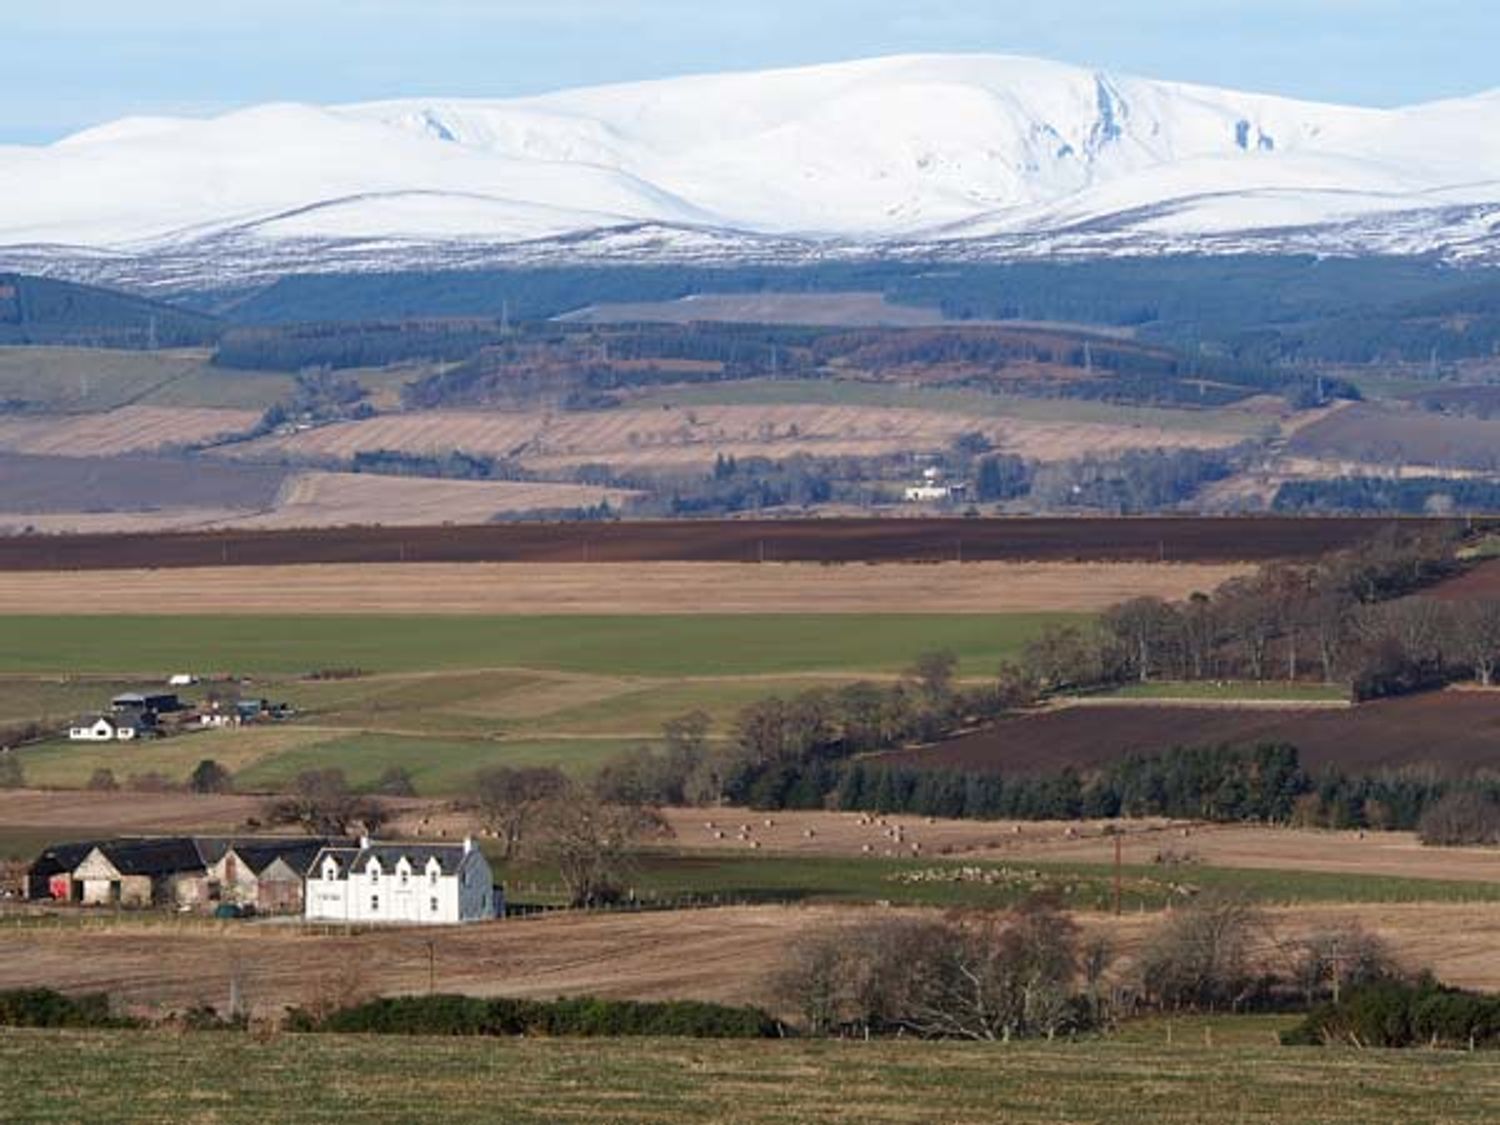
[0,472,639,535]
[228,472,639,529]
[0,560,1249,615]
[0,406,261,456]
[218,404,1241,471]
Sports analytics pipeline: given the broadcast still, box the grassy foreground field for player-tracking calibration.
[1,1029,1494,1124]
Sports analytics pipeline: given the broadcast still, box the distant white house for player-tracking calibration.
[304,837,496,926]
[68,715,149,743]
[904,466,966,503]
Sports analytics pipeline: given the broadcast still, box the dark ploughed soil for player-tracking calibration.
[900,691,1500,776]
[0,516,1460,571]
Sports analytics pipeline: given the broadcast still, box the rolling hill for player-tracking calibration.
[2,54,1499,290]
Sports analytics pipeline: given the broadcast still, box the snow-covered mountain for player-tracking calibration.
[3,54,1499,290]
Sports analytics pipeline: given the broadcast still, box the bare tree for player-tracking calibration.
[774,900,1084,1041]
[1137,896,1265,1011]
[470,766,568,860]
[263,768,387,836]
[1292,924,1402,1005]
[1451,598,1500,687]
[1103,597,1179,683]
[527,788,670,907]
[1416,790,1500,846]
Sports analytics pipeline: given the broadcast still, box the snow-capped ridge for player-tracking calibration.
[3,53,1500,286]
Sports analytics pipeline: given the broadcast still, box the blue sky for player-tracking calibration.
[2,1,1494,143]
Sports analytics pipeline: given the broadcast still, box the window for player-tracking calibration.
[369,866,380,882]
[429,869,438,886]
[370,895,380,912]
[430,897,439,913]
[400,871,408,886]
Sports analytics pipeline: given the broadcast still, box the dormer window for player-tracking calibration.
[322,861,338,880]
[367,861,381,882]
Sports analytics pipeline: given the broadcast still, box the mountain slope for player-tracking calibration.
[2,54,1498,288]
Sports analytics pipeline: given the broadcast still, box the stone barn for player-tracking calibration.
[194,839,332,915]
[71,839,204,907]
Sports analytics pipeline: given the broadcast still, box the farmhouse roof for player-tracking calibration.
[27,840,105,879]
[91,838,205,877]
[221,838,344,876]
[311,840,472,880]
[308,845,362,879]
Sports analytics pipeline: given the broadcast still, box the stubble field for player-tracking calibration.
[0,560,1247,615]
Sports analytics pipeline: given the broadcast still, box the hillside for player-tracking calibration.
[4,55,1500,289]
[0,273,218,348]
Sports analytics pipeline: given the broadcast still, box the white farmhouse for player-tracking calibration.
[68,715,148,742]
[304,836,496,925]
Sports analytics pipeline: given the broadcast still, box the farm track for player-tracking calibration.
[0,516,1460,571]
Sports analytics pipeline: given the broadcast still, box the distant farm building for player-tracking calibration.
[68,714,152,742]
[111,692,182,715]
[904,465,966,503]
[27,836,349,914]
[305,837,497,925]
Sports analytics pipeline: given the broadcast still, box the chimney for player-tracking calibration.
[462,835,473,854]
[359,834,371,850]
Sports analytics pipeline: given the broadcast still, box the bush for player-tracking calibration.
[1283,978,1500,1049]
[1417,790,1500,846]
[292,994,779,1038]
[0,988,131,1029]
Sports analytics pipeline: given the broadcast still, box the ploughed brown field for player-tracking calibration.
[899,690,1500,775]
[0,516,1458,571]
[1431,557,1500,601]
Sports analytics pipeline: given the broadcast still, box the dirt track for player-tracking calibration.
[0,516,1450,571]
[0,560,1249,615]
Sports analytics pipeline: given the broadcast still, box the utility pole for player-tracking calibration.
[1113,830,1123,917]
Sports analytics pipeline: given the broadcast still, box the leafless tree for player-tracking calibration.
[1416,790,1500,846]
[1103,597,1179,683]
[263,768,388,836]
[527,788,670,907]
[775,900,1083,1041]
[471,766,568,860]
[1136,896,1266,1011]
[1451,598,1500,687]
[1291,924,1403,1005]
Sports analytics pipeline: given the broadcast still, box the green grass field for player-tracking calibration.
[0,1029,1493,1124]
[3,614,1072,793]
[496,852,1500,911]
[0,614,1073,677]
[0,347,292,413]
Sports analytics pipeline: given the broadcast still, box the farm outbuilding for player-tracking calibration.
[70,839,204,908]
[27,836,348,914]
